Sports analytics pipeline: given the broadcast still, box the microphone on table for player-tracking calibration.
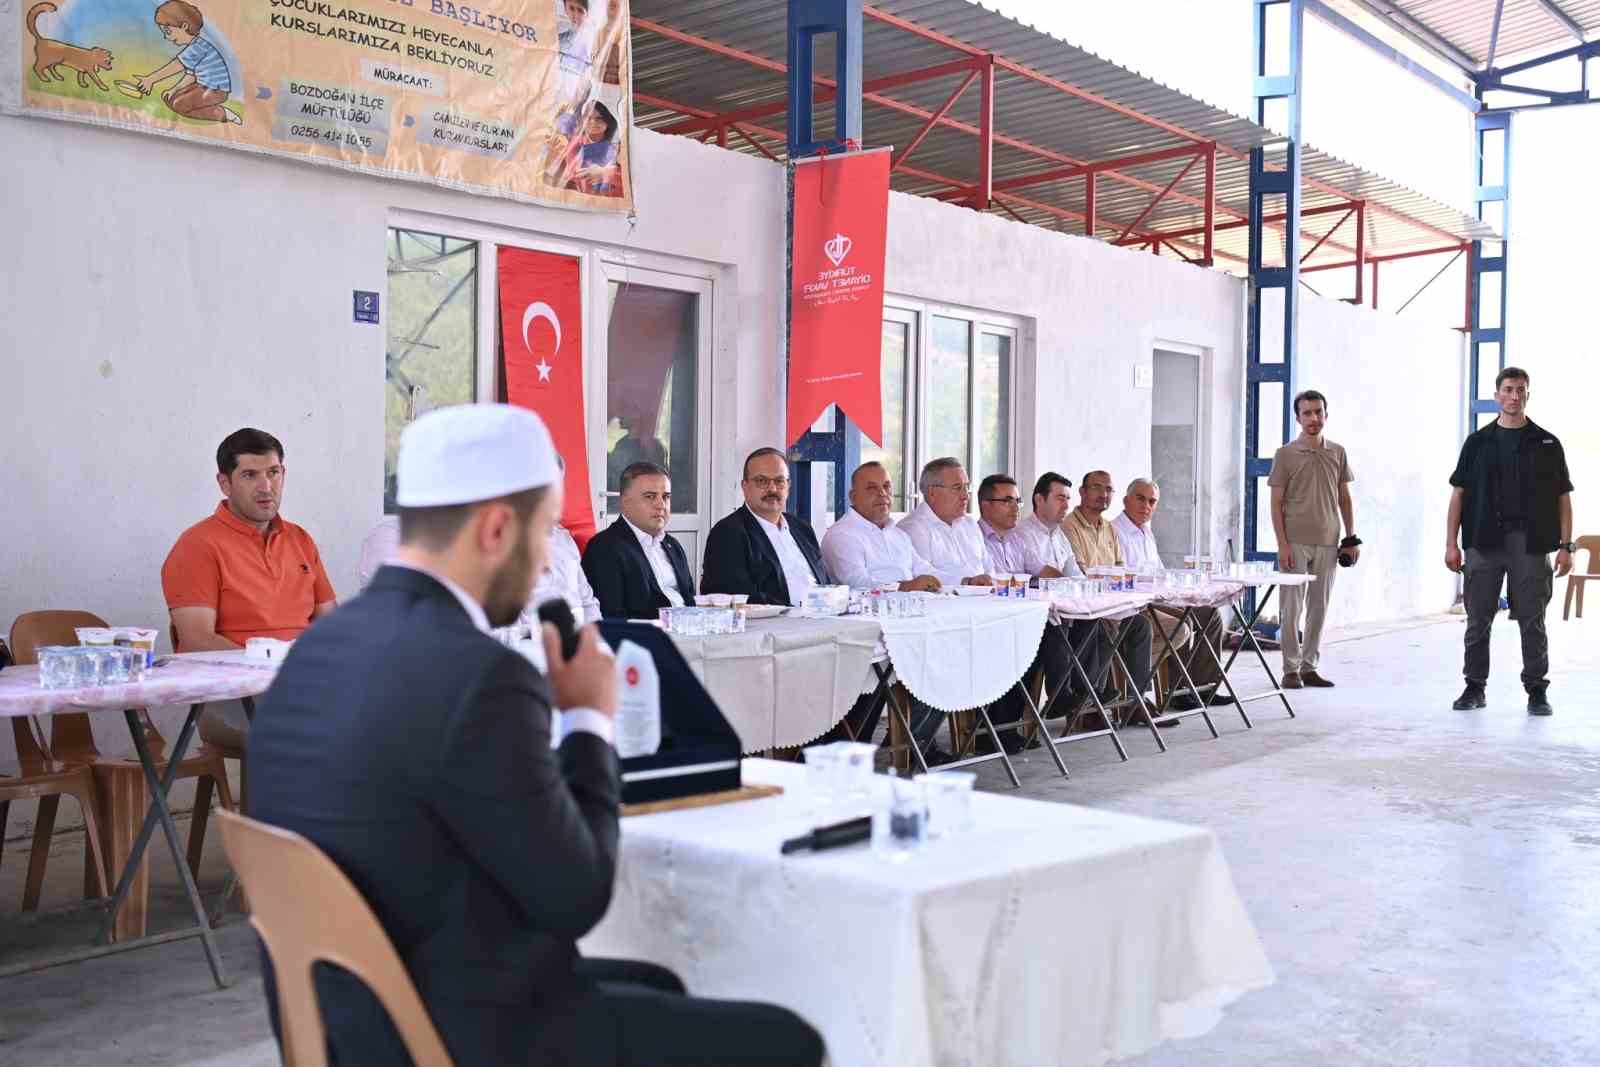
[536,599,581,663]
[780,815,873,855]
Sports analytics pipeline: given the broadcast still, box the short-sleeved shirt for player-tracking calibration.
[177,36,231,93]
[1063,509,1123,569]
[1268,436,1354,547]
[161,501,335,645]
[1449,417,1573,553]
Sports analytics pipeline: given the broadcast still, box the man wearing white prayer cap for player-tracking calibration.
[248,404,823,1067]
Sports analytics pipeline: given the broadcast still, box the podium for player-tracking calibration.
[597,621,744,806]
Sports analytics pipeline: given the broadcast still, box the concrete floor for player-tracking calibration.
[2,611,1598,1066]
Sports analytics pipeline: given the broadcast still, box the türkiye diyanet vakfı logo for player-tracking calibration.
[803,233,873,300]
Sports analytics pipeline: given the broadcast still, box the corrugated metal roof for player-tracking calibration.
[1355,0,1600,66]
[632,0,1498,274]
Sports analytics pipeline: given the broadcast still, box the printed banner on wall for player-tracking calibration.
[10,0,632,211]
[787,148,890,446]
[498,246,596,546]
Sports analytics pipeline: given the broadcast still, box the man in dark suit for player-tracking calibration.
[249,405,823,1067]
[582,461,696,619]
[702,448,829,606]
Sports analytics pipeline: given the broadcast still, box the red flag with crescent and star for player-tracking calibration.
[498,247,596,548]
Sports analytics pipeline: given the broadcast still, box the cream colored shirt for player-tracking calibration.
[1268,435,1353,546]
[1063,508,1123,569]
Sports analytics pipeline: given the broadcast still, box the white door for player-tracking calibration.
[588,262,714,575]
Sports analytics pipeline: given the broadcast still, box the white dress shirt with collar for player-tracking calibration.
[979,518,1041,576]
[1015,512,1084,577]
[387,560,613,745]
[624,516,685,607]
[747,505,818,606]
[526,524,603,624]
[896,502,989,588]
[820,506,936,589]
[1113,512,1163,572]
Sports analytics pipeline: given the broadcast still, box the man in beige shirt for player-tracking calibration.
[1268,390,1359,688]
[1063,470,1154,702]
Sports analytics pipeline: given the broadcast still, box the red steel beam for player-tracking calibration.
[1298,242,1466,274]
[1201,142,1216,267]
[1113,154,1200,246]
[634,15,1359,258]
[1372,259,1380,309]
[1120,200,1365,245]
[893,68,979,173]
[731,124,779,161]
[858,4,1463,248]
[660,57,980,135]
[1351,201,1366,305]
[1084,172,1096,239]
[1299,206,1355,264]
[976,53,994,211]
[989,142,1205,194]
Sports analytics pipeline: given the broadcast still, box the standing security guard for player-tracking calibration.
[1445,367,1576,716]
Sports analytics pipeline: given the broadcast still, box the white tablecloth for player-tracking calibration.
[0,653,276,718]
[585,759,1274,1067]
[668,615,883,752]
[875,596,1049,712]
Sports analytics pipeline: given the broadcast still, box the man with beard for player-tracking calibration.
[1268,389,1358,689]
[701,447,829,606]
[162,426,336,747]
[247,404,824,1066]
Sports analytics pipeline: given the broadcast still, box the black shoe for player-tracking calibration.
[973,731,1030,756]
[1527,690,1553,717]
[1206,691,1236,706]
[921,744,958,767]
[1168,693,1205,711]
[1452,685,1486,711]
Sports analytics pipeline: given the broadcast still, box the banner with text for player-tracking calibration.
[11,0,632,211]
[787,148,890,446]
[498,246,596,546]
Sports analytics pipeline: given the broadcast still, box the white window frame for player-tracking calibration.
[386,208,719,547]
[882,295,1021,516]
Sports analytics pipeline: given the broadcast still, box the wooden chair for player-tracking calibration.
[2,716,111,911]
[8,611,235,927]
[217,810,456,1067]
[1562,535,1600,620]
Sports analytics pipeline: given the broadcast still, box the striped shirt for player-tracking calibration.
[178,37,231,92]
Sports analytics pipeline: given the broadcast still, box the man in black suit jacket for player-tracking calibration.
[249,405,823,1067]
[583,461,696,619]
[702,448,829,606]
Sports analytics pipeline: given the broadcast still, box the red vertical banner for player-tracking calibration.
[498,247,597,548]
[788,149,891,446]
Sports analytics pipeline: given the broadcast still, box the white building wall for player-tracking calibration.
[0,114,1463,783]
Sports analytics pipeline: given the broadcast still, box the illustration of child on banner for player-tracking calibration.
[543,0,628,199]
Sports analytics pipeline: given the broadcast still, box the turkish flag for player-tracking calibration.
[788,148,891,446]
[498,247,596,548]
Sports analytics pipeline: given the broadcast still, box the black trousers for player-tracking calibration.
[530,958,826,1066]
[1464,527,1553,692]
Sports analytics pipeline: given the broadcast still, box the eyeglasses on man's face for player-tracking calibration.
[983,495,1022,507]
[931,482,972,496]
[747,475,790,490]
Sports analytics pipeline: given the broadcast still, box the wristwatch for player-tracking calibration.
[1560,541,1577,553]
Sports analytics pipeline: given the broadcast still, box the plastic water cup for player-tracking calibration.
[874,773,929,860]
[919,772,976,839]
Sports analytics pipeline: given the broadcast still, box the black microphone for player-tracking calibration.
[536,599,581,662]
[780,815,873,855]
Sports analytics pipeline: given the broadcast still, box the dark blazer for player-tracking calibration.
[582,517,696,619]
[701,506,829,606]
[248,565,621,1067]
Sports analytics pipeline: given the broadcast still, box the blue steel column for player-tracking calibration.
[1468,111,1510,433]
[787,0,863,519]
[1244,0,1303,573]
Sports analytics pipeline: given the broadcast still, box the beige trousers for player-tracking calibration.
[1280,543,1339,674]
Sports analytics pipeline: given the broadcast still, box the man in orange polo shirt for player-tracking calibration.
[161,427,336,745]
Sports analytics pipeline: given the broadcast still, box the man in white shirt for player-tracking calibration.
[1113,478,1228,709]
[525,523,603,625]
[1016,472,1084,578]
[896,458,993,588]
[581,462,696,619]
[701,449,829,606]
[820,462,941,592]
[818,461,947,758]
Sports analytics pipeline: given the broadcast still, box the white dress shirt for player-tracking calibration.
[388,560,613,745]
[896,502,989,587]
[1113,512,1163,572]
[820,506,937,589]
[625,517,685,607]
[1015,512,1084,577]
[358,515,400,588]
[979,518,1043,576]
[747,505,818,606]
[526,525,603,624]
